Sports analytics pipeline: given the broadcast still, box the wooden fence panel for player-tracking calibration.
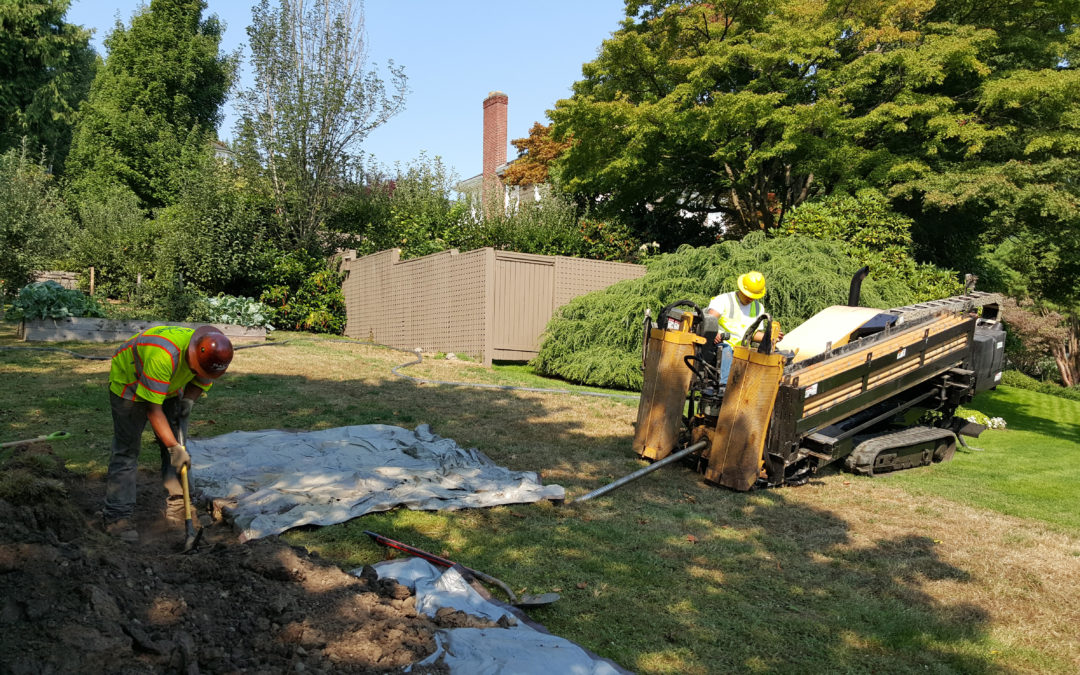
[341,247,644,365]
[493,252,555,361]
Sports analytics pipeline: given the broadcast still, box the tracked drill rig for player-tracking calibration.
[594,271,1005,497]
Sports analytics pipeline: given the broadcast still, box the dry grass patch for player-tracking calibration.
[777,476,1080,670]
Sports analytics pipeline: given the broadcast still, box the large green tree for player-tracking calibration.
[0,0,95,173]
[65,0,234,209]
[237,0,407,246]
[551,0,1080,261]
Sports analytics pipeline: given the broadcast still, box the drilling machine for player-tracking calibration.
[579,270,1005,500]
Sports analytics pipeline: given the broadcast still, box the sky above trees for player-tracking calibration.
[66,0,626,182]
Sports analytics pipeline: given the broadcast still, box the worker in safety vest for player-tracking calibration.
[102,325,233,543]
[706,271,783,382]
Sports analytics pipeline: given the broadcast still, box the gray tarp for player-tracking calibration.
[188,424,565,541]
[369,558,628,675]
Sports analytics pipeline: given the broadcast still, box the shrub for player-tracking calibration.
[66,183,155,300]
[10,281,104,321]
[0,144,74,303]
[260,265,346,334]
[1001,370,1080,402]
[532,232,954,389]
[330,154,465,260]
[461,189,642,262]
[153,150,276,298]
[135,274,202,323]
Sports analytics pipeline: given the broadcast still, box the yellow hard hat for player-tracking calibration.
[737,271,766,299]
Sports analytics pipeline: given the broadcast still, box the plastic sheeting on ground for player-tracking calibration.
[188,424,565,541]
[368,558,630,675]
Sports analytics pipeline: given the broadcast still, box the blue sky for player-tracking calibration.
[66,1,627,182]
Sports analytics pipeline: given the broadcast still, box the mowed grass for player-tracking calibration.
[2,323,1079,674]
[884,387,1080,533]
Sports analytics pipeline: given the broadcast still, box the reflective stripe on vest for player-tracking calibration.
[114,330,183,401]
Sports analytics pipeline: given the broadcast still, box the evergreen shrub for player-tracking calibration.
[1001,370,1080,402]
[532,232,957,389]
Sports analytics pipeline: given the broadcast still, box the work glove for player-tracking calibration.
[167,444,190,473]
[178,397,194,419]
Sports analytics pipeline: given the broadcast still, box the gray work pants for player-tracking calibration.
[103,391,188,521]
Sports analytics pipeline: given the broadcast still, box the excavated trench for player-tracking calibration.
[0,443,509,674]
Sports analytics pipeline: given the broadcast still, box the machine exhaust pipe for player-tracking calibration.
[848,266,870,307]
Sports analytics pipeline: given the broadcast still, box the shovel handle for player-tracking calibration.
[364,531,523,605]
[0,430,71,448]
[364,531,457,568]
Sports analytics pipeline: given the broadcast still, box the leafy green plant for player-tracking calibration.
[188,293,274,329]
[260,266,346,334]
[11,281,104,321]
[66,183,155,300]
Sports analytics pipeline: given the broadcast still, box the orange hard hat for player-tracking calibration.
[187,325,233,381]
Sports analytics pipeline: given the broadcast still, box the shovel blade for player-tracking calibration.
[182,522,203,554]
[515,592,560,607]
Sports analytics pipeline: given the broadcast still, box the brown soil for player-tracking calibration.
[0,444,455,675]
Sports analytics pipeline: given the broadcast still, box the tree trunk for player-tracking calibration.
[1050,315,1079,388]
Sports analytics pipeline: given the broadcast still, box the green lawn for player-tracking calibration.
[884,386,1080,533]
[3,325,1079,673]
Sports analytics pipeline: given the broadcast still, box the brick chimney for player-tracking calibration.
[482,91,508,204]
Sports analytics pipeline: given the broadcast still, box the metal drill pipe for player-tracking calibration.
[573,440,708,503]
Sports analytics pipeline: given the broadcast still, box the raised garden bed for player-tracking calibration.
[17,317,266,343]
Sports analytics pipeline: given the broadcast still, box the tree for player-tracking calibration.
[66,183,155,300]
[0,0,96,174]
[1000,298,1078,387]
[551,0,850,237]
[502,123,571,187]
[551,0,1080,253]
[65,0,234,209]
[237,0,407,246]
[153,148,277,298]
[0,143,73,305]
[779,190,963,302]
[328,154,464,259]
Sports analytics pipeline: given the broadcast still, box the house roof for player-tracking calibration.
[454,161,514,193]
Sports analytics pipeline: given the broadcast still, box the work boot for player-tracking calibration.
[164,497,187,527]
[104,518,139,544]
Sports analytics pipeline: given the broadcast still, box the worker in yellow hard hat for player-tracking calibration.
[706,271,783,382]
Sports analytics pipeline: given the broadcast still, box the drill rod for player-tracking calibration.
[573,440,708,503]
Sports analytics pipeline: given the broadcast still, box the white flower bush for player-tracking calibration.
[966,414,1007,430]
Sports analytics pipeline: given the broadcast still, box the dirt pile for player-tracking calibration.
[0,445,448,674]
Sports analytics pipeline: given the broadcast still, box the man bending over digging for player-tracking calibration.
[102,325,233,543]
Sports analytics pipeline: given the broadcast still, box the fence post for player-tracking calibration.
[483,248,495,366]
[89,267,95,296]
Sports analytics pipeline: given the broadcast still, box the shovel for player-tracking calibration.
[178,464,202,553]
[0,430,70,448]
[364,530,559,608]
[175,424,202,554]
